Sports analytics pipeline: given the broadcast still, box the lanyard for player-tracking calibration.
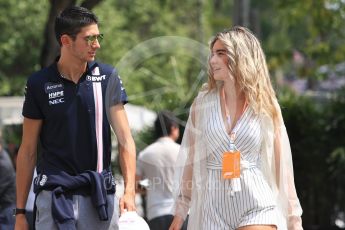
[225,101,247,141]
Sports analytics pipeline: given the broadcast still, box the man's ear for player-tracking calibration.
[60,34,72,46]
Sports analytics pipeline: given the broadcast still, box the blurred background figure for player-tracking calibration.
[0,140,16,230]
[136,110,188,230]
[13,146,35,230]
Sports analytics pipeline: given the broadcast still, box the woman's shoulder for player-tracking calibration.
[187,89,216,123]
[195,86,217,101]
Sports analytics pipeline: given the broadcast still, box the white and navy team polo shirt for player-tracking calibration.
[22,61,128,175]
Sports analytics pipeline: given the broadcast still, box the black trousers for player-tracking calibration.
[148,214,189,230]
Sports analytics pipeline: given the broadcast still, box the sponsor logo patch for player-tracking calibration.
[45,82,64,93]
[86,74,106,82]
[39,175,48,186]
[86,67,106,82]
[48,90,64,99]
[49,98,64,105]
[45,83,65,105]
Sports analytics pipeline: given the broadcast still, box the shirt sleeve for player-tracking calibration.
[22,76,44,119]
[260,100,303,230]
[276,122,303,230]
[173,101,198,220]
[106,69,128,106]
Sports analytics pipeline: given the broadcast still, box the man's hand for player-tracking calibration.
[119,192,136,214]
[15,214,29,230]
[169,215,184,230]
[110,105,136,215]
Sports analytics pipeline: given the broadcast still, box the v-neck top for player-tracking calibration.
[201,90,279,229]
[205,90,263,169]
[174,88,302,230]
[217,90,249,140]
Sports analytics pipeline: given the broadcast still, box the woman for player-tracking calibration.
[169,26,303,230]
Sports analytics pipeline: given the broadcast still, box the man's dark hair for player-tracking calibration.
[55,6,98,45]
[154,110,179,138]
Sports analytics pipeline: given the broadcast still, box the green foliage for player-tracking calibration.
[2,0,345,98]
[0,0,48,95]
[2,124,22,153]
[325,87,345,214]
[133,126,156,154]
[1,1,345,227]
[205,0,234,34]
[94,0,208,111]
[279,87,345,226]
[253,0,345,78]
[0,75,26,96]
[279,90,327,225]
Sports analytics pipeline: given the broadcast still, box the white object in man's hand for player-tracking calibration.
[118,211,150,230]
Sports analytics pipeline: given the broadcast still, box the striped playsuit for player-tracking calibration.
[201,92,278,229]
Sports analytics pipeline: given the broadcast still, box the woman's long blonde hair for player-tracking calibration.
[207,26,279,121]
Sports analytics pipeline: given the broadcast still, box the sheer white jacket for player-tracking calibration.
[173,89,303,230]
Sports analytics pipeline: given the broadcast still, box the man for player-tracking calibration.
[0,142,16,230]
[15,6,136,230]
[136,111,187,230]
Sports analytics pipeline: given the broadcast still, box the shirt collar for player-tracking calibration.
[157,136,175,143]
[52,56,98,77]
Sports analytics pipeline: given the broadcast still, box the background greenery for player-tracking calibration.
[1,0,345,229]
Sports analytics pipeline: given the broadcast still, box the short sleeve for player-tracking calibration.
[22,77,44,119]
[106,70,128,106]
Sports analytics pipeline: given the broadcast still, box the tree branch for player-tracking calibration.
[40,0,76,68]
[40,0,103,68]
[81,0,103,9]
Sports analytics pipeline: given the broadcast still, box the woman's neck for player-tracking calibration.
[220,81,246,131]
[222,80,244,103]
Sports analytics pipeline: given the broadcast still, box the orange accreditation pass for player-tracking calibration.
[222,151,240,179]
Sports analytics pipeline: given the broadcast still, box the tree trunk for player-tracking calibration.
[213,0,222,10]
[233,0,251,27]
[40,0,75,68]
[40,0,103,68]
[250,8,261,37]
[81,0,103,10]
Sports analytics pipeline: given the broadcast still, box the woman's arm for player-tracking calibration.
[170,101,199,229]
[273,102,303,230]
